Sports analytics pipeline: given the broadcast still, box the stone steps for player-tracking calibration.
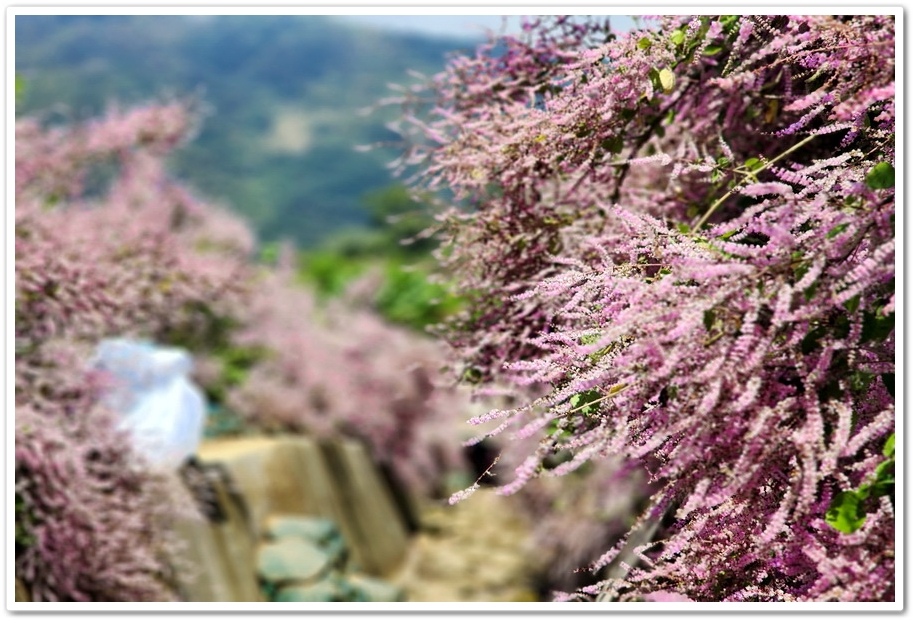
[171,434,412,601]
[388,488,541,602]
[17,433,543,603]
[257,514,404,602]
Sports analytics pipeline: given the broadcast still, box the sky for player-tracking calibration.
[335,14,638,40]
[335,15,523,39]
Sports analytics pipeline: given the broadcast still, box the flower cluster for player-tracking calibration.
[219,266,473,496]
[16,100,478,599]
[14,102,254,601]
[394,15,895,601]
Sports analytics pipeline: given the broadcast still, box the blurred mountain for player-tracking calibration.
[15,15,472,248]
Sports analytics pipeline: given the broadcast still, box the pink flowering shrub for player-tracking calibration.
[16,100,476,601]
[393,15,895,601]
[15,103,255,601]
[221,265,472,496]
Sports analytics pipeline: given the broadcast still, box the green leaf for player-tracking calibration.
[703,44,723,56]
[865,162,895,190]
[588,344,613,364]
[743,157,761,171]
[861,310,894,344]
[794,260,811,282]
[648,67,661,90]
[826,223,849,239]
[546,418,572,439]
[881,373,894,398]
[703,309,716,331]
[872,458,895,498]
[883,433,895,458]
[874,459,894,483]
[719,15,740,32]
[817,379,843,402]
[15,74,27,107]
[831,314,851,339]
[637,36,652,50]
[670,29,685,45]
[803,283,818,302]
[844,295,861,314]
[848,371,874,394]
[601,135,625,154]
[570,389,603,416]
[825,491,867,533]
[462,367,483,384]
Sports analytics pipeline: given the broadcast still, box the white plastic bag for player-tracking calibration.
[94,338,206,470]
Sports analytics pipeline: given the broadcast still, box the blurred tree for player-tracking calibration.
[364,184,438,256]
[297,184,463,332]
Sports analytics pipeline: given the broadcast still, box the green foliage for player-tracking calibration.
[861,309,894,344]
[299,246,372,296]
[600,135,625,154]
[800,302,892,357]
[703,309,716,331]
[373,263,464,330]
[826,433,895,533]
[15,493,36,550]
[364,184,440,255]
[296,185,465,332]
[826,223,849,239]
[159,301,240,353]
[880,373,894,397]
[300,251,463,332]
[15,74,27,110]
[569,389,603,416]
[216,344,267,393]
[865,162,895,190]
[883,432,895,458]
[825,490,868,533]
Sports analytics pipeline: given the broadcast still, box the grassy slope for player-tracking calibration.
[15,15,472,248]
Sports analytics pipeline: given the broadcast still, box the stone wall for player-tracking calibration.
[16,433,543,603]
[172,434,412,601]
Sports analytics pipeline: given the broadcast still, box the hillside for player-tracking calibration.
[15,15,473,248]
